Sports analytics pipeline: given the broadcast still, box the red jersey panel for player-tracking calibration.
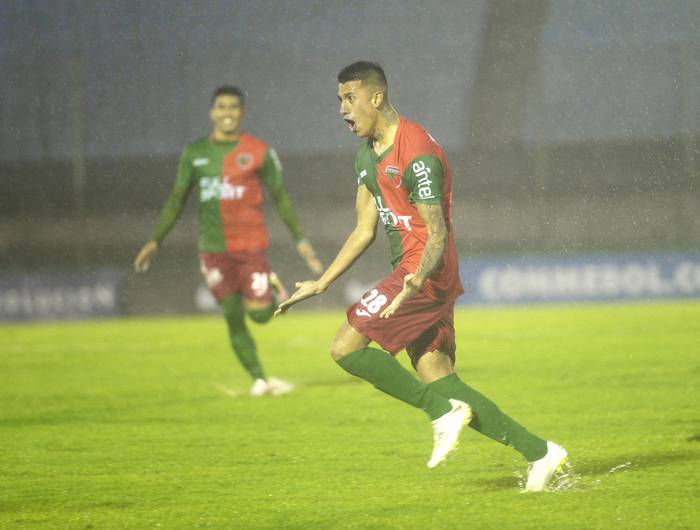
[220,133,269,252]
[374,117,463,301]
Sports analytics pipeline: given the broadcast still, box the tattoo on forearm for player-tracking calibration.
[415,204,447,282]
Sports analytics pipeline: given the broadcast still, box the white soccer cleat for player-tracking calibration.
[250,378,268,397]
[427,399,472,469]
[250,377,294,397]
[524,441,568,492]
[269,272,289,303]
[265,377,294,396]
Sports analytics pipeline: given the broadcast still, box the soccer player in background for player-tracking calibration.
[277,62,567,491]
[135,85,323,397]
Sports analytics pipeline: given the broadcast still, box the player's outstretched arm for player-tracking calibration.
[275,186,377,315]
[380,202,447,318]
[296,239,323,275]
[269,184,323,274]
[133,186,189,273]
[262,148,323,274]
[134,240,159,272]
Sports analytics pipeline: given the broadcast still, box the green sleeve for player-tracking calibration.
[404,154,444,205]
[261,148,304,242]
[354,146,370,187]
[174,145,195,188]
[152,148,194,244]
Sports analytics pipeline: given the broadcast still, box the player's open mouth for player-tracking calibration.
[344,118,357,133]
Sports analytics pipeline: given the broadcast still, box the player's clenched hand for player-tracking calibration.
[380,273,422,319]
[296,239,323,275]
[274,280,323,316]
[134,240,159,272]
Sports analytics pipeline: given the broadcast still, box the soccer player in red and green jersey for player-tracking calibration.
[277,62,567,491]
[135,85,322,397]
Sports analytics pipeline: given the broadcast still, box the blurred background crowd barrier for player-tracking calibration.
[1,0,698,320]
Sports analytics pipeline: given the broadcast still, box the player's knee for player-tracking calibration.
[243,299,274,323]
[247,306,273,323]
[331,322,369,361]
[329,334,352,362]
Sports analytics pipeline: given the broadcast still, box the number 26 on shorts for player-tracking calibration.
[355,289,388,318]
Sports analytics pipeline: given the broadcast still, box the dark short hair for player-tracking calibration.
[337,61,388,96]
[211,85,244,106]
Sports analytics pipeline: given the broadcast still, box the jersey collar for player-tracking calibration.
[208,132,241,146]
[368,115,403,163]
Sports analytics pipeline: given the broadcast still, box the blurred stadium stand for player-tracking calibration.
[1,0,698,316]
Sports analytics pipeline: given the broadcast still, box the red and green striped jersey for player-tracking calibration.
[174,133,283,253]
[354,116,464,302]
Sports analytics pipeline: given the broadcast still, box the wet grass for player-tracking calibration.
[1,302,698,528]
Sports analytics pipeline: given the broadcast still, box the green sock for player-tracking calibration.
[219,294,265,380]
[428,373,547,461]
[337,347,452,421]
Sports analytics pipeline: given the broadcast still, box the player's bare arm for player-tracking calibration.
[263,150,324,275]
[134,240,158,272]
[275,186,378,315]
[296,239,323,275]
[134,186,190,272]
[268,185,323,274]
[380,202,447,318]
[413,203,448,284]
[273,191,323,275]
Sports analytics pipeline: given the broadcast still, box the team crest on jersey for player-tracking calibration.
[386,165,402,188]
[193,158,209,167]
[236,153,253,169]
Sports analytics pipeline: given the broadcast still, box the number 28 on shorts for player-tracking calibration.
[355,289,388,318]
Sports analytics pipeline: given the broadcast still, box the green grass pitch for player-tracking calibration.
[1,302,699,529]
